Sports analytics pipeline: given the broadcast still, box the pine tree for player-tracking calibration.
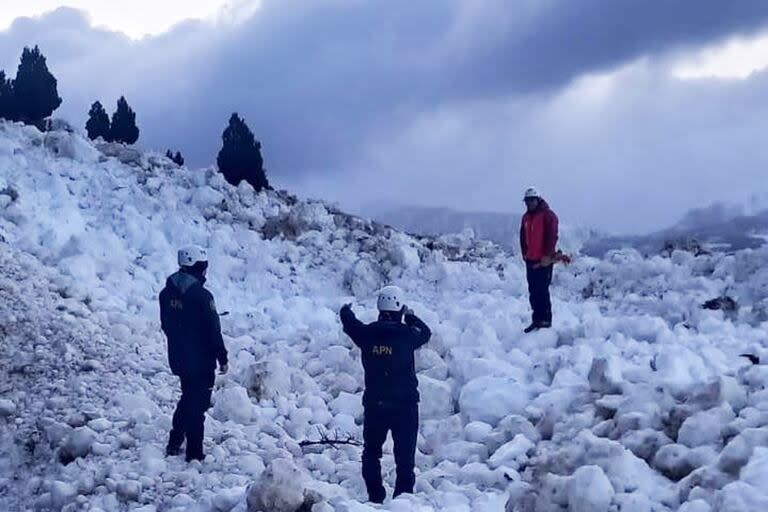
[85,101,111,141]
[216,113,269,191]
[166,150,185,166]
[13,46,62,125]
[110,96,139,144]
[0,71,16,121]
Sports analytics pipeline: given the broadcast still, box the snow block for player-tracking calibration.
[488,434,535,469]
[245,359,292,400]
[343,257,385,298]
[245,458,318,512]
[117,480,142,502]
[50,481,77,509]
[588,357,623,394]
[0,398,16,417]
[459,376,529,425]
[678,405,734,448]
[418,375,453,420]
[212,386,254,424]
[59,426,97,463]
[567,465,614,512]
[328,392,363,421]
[653,444,695,480]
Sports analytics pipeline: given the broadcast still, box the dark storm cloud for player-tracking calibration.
[2,1,768,233]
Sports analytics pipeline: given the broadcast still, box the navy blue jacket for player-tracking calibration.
[340,306,431,407]
[159,271,227,376]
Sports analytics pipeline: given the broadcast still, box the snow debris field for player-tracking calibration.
[1,122,768,511]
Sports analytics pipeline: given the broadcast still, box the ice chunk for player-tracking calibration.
[328,392,363,420]
[464,421,493,443]
[588,357,623,394]
[742,447,768,488]
[459,376,529,425]
[245,458,315,512]
[715,481,768,512]
[87,418,112,433]
[288,202,335,232]
[117,480,142,502]
[0,398,16,417]
[678,405,734,448]
[212,386,254,424]
[488,434,535,469]
[653,444,695,480]
[50,481,77,509]
[245,359,292,400]
[567,465,614,512]
[437,441,489,465]
[60,426,96,462]
[678,500,711,512]
[418,375,453,420]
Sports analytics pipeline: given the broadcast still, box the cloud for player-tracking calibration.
[2,1,768,233]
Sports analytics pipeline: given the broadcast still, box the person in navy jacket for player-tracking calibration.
[339,286,431,503]
[159,246,228,462]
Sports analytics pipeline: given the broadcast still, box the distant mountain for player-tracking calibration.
[583,203,768,257]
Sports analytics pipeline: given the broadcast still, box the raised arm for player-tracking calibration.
[340,304,367,347]
[404,310,431,349]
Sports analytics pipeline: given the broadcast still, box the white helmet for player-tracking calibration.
[524,187,540,200]
[377,285,404,312]
[178,246,208,267]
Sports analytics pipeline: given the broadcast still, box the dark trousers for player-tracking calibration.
[526,261,553,324]
[168,372,215,460]
[362,401,419,503]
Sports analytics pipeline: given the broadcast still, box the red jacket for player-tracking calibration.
[520,200,559,263]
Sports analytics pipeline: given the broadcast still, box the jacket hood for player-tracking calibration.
[167,271,200,295]
[525,199,551,216]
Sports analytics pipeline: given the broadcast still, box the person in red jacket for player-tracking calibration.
[519,187,559,333]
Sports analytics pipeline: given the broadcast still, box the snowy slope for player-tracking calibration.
[1,121,768,512]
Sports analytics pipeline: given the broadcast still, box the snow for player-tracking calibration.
[459,377,530,425]
[488,434,535,470]
[566,465,614,512]
[245,458,314,511]
[60,426,97,461]
[0,399,16,417]
[1,121,768,510]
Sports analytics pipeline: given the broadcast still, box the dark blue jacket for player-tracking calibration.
[340,306,431,407]
[159,271,227,376]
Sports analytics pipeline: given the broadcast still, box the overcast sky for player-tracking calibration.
[3,1,768,234]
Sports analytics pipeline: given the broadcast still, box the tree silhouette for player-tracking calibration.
[216,113,269,191]
[13,46,62,125]
[110,96,139,144]
[166,149,185,166]
[85,101,111,141]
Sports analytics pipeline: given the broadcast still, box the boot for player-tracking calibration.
[523,322,540,334]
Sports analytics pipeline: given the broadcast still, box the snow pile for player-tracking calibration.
[0,120,768,511]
